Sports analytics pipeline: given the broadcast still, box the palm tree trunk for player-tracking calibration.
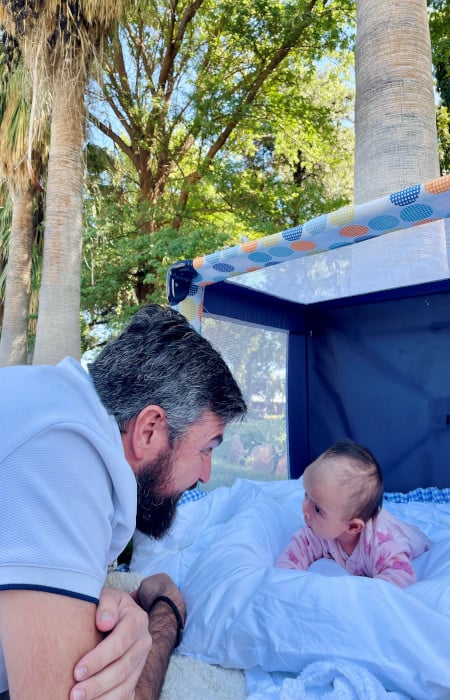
[354,0,439,203]
[32,69,84,365]
[0,186,34,366]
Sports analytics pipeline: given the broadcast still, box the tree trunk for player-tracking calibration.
[354,0,440,203]
[0,186,34,366]
[33,69,85,365]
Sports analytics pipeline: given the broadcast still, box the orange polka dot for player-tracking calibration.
[246,266,262,272]
[339,224,369,238]
[424,174,450,194]
[197,301,203,319]
[412,218,438,226]
[290,240,317,251]
[241,241,258,253]
[193,256,205,269]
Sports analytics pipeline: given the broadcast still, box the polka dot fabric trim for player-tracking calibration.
[173,175,450,330]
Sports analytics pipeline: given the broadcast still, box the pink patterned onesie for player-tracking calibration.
[276,509,431,588]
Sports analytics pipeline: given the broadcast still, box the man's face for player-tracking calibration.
[136,410,224,538]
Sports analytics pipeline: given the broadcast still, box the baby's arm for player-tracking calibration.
[275,527,319,569]
[373,549,417,588]
[370,514,430,588]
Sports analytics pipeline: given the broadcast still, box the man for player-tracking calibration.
[0,304,246,699]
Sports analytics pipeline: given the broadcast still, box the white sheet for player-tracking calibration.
[130,478,450,700]
[245,662,409,700]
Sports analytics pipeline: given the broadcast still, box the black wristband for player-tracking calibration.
[146,595,184,648]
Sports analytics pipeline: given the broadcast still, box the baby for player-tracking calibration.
[276,439,430,588]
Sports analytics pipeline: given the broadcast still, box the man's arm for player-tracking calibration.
[71,574,185,700]
[0,589,100,700]
[134,602,180,700]
[134,574,186,700]
[71,587,151,700]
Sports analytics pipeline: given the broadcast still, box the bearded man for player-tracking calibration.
[0,304,246,700]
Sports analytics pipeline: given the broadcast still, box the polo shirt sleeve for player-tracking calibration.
[0,425,129,603]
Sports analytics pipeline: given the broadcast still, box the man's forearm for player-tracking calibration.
[135,602,179,700]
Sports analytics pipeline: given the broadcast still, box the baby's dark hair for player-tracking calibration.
[318,439,384,522]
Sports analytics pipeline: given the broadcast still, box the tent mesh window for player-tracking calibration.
[201,315,288,489]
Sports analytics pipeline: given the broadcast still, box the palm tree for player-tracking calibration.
[0,47,43,365]
[0,1,125,364]
[354,0,440,203]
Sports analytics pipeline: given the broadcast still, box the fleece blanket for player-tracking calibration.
[104,572,247,700]
[129,478,450,700]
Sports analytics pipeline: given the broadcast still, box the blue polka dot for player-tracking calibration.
[205,252,221,264]
[212,275,228,282]
[400,203,433,222]
[248,252,272,263]
[264,261,280,267]
[329,241,354,250]
[304,215,328,236]
[282,226,303,241]
[390,185,421,207]
[368,215,399,231]
[268,246,293,257]
[354,234,379,243]
[192,274,203,284]
[187,284,200,296]
[212,263,235,272]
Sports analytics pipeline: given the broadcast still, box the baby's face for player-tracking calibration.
[302,462,350,540]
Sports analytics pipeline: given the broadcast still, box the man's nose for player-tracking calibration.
[199,455,212,484]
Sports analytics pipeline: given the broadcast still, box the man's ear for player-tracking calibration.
[348,518,365,534]
[131,405,169,462]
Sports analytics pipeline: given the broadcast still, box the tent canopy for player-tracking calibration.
[167,175,450,491]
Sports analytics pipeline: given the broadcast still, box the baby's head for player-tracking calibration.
[302,439,383,541]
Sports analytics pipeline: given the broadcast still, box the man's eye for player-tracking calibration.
[314,505,321,514]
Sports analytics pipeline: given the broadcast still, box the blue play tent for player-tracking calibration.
[167,175,450,491]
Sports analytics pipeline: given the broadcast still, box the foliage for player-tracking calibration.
[429,0,450,108]
[1,2,356,355]
[429,0,450,173]
[205,455,285,491]
[437,105,450,173]
[202,316,287,412]
[206,416,287,491]
[198,315,288,491]
[222,416,286,458]
[81,0,355,345]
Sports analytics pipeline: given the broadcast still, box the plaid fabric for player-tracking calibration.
[180,485,450,506]
[384,486,450,504]
[178,485,450,507]
[178,486,209,507]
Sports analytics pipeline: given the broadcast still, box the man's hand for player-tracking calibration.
[71,587,151,700]
[133,573,186,625]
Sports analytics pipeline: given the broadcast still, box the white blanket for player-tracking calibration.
[130,478,450,700]
[246,662,408,700]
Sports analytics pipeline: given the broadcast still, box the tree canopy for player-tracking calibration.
[82,0,355,348]
[2,0,448,360]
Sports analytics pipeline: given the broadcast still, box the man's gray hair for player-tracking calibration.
[88,304,247,442]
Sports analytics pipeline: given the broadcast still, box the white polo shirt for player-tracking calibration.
[0,357,137,691]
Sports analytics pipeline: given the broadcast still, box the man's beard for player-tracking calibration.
[135,448,181,539]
